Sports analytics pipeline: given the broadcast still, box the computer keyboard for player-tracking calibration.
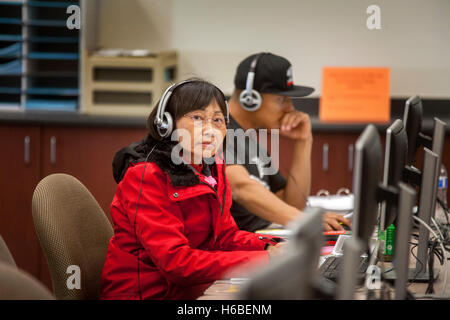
[319,255,369,282]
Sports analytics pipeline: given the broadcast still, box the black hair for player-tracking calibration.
[147,78,228,142]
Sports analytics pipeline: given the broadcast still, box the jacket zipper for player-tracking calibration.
[198,163,227,217]
[199,164,227,245]
[199,181,223,216]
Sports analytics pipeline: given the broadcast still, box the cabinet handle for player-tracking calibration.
[348,144,354,172]
[50,136,56,165]
[322,143,329,172]
[24,136,30,164]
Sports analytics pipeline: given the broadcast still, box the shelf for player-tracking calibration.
[0,0,82,111]
[26,99,77,111]
[83,51,177,116]
[0,59,22,74]
[0,42,21,57]
[0,86,21,94]
[0,34,22,41]
[27,87,78,96]
[25,70,78,78]
[28,52,79,60]
[28,35,78,43]
[93,91,152,106]
[28,19,68,27]
[0,102,21,110]
[91,82,155,93]
[0,1,23,6]
[0,18,22,25]
[27,1,79,8]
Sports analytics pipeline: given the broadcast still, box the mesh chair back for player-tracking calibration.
[0,262,55,300]
[0,235,17,267]
[32,174,113,300]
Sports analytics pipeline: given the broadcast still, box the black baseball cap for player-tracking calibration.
[234,52,314,98]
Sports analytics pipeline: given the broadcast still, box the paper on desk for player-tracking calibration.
[307,194,354,212]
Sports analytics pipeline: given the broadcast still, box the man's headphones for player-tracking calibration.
[154,79,229,138]
[239,53,263,112]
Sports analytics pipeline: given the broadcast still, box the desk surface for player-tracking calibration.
[198,241,449,300]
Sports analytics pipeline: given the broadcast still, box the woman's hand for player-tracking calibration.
[323,212,352,231]
[267,242,287,259]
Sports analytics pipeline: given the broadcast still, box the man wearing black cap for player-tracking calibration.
[225,52,350,232]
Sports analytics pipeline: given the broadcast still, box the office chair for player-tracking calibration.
[32,173,113,300]
[0,262,55,300]
[0,235,17,267]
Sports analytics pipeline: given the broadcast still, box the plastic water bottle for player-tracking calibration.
[435,164,448,225]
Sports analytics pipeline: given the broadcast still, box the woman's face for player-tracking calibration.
[175,101,227,163]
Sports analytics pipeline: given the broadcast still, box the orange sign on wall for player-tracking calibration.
[319,67,390,123]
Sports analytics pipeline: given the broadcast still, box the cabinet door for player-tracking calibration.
[0,125,42,278]
[278,132,362,196]
[310,133,357,195]
[41,126,148,219]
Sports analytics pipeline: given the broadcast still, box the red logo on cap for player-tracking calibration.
[286,66,293,87]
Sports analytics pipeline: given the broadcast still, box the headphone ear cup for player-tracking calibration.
[239,89,262,111]
[157,111,173,138]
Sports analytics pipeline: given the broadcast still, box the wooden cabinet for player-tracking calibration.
[40,126,147,219]
[278,133,360,196]
[0,123,148,290]
[309,133,359,195]
[0,125,42,278]
[278,131,449,204]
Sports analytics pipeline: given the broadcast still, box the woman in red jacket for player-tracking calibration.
[100,79,283,300]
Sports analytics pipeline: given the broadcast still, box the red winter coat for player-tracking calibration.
[100,141,272,300]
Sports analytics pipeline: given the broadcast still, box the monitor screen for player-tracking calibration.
[403,96,423,165]
[380,119,407,230]
[352,125,383,247]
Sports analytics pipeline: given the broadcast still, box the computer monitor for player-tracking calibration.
[352,124,383,248]
[380,119,408,231]
[386,147,443,283]
[403,96,432,165]
[238,207,324,300]
[287,206,325,253]
[393,182,416,300]
[402,95,446,219]
[429,118,446,217]
[336,236,366,300]
[415,147,440,281]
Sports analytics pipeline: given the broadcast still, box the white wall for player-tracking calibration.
[97,0,450,98]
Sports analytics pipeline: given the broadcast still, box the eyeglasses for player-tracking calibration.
[183,114,226,129]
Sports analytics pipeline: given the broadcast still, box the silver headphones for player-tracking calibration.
[154,79,230,138]
[239,53,263,111]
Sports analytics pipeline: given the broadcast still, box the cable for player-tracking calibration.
[408,243,423,286]
[426,240,438,294]
[427,218,447,293]
[412,216,448,297]
[131,144,156,300]
[431,217,445,248]
[407,232,424,286]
